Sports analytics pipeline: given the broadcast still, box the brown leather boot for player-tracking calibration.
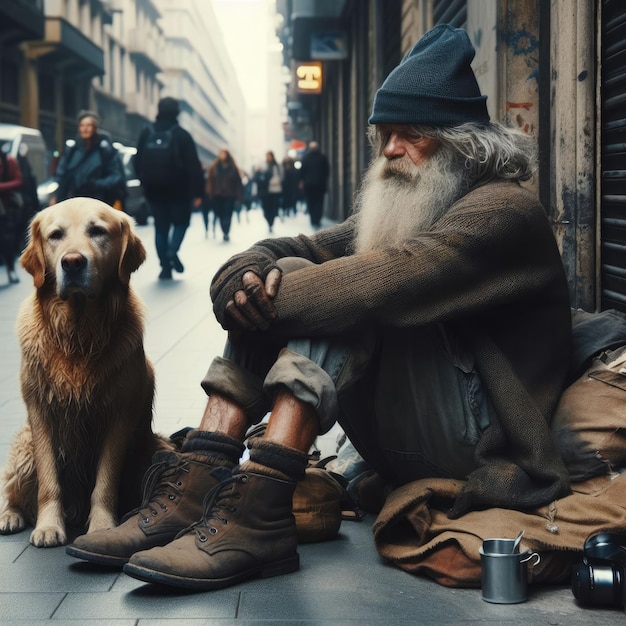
[123,471,299,590]
[66,452,231,567]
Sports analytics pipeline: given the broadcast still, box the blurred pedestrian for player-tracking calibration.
[281,156,300,217]
[300,140,330,227]
[205,148,244,243]
[51,110,126,207]
[248,166,261,210]
[0,148,24,284]
[257,150,282,233]
[135,97,204,280]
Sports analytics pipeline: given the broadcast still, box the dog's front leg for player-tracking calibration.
[87,425,127,533]
[30,418,66,547]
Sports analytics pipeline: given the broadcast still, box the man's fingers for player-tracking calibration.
[242,271,278,319]
[224,299,255,330]
[233,290,270,331]
[264,268,282,298]
[242,272,265,298]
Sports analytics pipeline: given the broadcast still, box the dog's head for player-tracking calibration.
[21,198,146,300]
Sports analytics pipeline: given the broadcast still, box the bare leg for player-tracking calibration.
[198,389,319,454]
[264,388,319,452]
[197,392,249,441]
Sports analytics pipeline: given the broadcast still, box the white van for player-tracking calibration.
[0,123,48,184]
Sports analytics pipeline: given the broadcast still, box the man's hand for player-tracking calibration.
[224,268,282,331]
[193,197,202,208]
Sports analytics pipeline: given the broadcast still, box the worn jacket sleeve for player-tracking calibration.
[266,182,566,337]
[210,215,357,328]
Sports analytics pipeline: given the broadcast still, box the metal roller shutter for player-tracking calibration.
[601,0,626,312]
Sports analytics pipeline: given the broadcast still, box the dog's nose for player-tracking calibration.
[61,253,87,273]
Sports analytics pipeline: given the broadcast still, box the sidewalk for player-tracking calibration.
[0,207,620,624]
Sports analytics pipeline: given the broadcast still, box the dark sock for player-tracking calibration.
[181,430,245,468]
[244,438,309,482]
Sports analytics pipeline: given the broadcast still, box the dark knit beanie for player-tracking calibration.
[369,24,489,127]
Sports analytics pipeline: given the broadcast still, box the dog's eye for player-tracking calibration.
[87,225,108,238]
[48,229,64,241]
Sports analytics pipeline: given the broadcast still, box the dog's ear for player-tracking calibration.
[118,217,146,284]
[20,217,46,288]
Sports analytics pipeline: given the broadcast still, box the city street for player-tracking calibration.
[0,207,623,624]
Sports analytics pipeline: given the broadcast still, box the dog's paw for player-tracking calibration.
[0,508,26,534]
[30,525,67,547]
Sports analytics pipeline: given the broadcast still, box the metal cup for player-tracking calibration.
[479,538,541,604]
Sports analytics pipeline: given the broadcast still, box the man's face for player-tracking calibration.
[354,126,466,253]
[78,117,97,141]
[378,124,439,168]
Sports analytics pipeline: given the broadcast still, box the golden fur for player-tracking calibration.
[0,198,171,547]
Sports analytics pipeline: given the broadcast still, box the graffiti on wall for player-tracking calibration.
[504,28,539,134]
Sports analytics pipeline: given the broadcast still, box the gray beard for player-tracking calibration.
[354,148,467,254]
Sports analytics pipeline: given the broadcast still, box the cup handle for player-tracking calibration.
[520,552,541,567]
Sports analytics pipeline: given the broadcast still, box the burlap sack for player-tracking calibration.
[293,467,344,543]
[552,345,626,481]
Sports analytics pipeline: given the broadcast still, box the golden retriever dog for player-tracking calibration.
[0,198,171,547]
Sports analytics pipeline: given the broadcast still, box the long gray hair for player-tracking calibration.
[368,122,538,187]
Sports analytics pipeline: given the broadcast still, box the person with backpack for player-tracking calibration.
[51,110,126,208]
[135,97,204,280]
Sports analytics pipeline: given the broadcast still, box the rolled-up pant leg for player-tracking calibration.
[200,258,363,433]
[200,332,369,434]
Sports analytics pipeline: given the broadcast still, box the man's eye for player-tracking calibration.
[407,131,424,142]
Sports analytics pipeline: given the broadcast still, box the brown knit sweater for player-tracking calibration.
[211,180,573,516]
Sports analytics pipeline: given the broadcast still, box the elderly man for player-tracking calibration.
[67,25,572,590]
[51,110,125,207]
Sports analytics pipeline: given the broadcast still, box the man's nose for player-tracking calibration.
[383,132,407,159]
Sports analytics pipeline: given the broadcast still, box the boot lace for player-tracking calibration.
[121,452,189,524]
[182,473,247,542]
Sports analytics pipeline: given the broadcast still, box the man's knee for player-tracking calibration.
[277,257,315,274]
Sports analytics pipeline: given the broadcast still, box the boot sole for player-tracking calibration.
[66,544,129,568]
[123,553,300,591]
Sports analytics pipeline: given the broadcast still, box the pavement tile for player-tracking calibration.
[0,543,121,593]
[53,589,238,621]
[0,593,64,622]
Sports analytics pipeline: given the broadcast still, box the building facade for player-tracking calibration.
[276,0,626,315]
[0,0,246,171]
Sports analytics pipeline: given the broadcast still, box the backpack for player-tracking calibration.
[138,124,181,188]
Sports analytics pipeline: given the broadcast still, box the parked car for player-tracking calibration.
[36,141,150,225]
